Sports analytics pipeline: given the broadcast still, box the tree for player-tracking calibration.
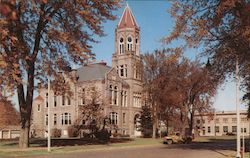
[143,49,218,138]
[0,97,19,129]
[72,86,111,141]
[164,0,250,116]
[140,105,153,138]
[0,0,119,148]
[143,48,182,138]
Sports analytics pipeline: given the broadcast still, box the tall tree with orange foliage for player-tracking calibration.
[164,0,250,115]
[0,0,119,148]
[143,49,218,137]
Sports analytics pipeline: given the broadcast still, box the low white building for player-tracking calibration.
[194,110,250,136]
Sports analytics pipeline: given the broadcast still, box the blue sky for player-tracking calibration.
[90,1,246,111]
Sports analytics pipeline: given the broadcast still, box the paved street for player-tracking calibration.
[28,140,239,158]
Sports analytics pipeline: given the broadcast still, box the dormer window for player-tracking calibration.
[127,37,133,51]
[119,37,124,54]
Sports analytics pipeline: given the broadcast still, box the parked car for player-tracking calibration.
[163,132,192,144]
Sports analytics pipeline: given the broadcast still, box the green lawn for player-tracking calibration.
[0,138,163,157]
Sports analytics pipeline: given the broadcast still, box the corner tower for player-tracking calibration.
[112,4,143,137]
[112,4,142,81]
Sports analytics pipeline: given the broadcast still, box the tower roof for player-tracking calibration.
[117,4,139,29]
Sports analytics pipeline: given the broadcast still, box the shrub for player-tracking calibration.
[68,125,79,137]
[142,129,152,138]
[94,129,110,142]
[52,128,61,138]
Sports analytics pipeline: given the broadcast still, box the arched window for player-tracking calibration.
[134,114,141,131]
[127,36,133,51]
[110,112,118,125]
[119,37,124,54]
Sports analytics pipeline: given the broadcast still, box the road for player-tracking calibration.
[29,141,238,158]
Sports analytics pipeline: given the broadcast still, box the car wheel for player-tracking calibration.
[167,140,173,144]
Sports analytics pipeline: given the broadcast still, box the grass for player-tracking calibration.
[0,138,162,157]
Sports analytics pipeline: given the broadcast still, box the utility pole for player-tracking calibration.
[47,79,51,152]
[236,57,241,158]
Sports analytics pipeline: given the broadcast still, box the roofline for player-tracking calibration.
[117,4,139,28]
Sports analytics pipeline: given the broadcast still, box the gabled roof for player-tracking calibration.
[77,63,111,82]
[117,4,139,29]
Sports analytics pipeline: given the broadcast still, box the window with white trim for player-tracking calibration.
[61,113,71,125]
[133,92,142,107]
[127,37,133,51]
[121,90,127,107]
[119,37,124,54]
[110,112,118,125]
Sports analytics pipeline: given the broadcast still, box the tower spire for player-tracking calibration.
[117,4,139,29]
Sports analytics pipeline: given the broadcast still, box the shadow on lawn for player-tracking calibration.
[0,137,133,148]
[162,138,250,152]
[33,137,133,147]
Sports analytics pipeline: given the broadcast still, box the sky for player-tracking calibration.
[12,0,247,112]
[90,0,246,111]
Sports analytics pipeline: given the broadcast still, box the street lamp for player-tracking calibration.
[47,79,51,152]
[235,57,241,158]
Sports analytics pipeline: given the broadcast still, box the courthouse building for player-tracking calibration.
[31,5,143,138]
[195,110,250,136]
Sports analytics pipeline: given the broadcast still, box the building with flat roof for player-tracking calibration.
[194,110,249,136]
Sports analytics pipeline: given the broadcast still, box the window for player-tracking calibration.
[54,114,57,125]
[109,85,113,104]
[110,112,118,125]
[81,88,85,105]
[223,126,228,133]
[119,37,124,54]
[62,95,65,106]
[67,97,71,105]
[120,65,124,77]
[208,126,211,133]
[123,113,126,123]
[54,95,57,107]
[121,90,127,107]
[37,104,41,112]
[61,113,71,125]
[232,126,237,133]
[45,114,48,126]
[215,118,219,123]
[232,118,237,123]
[133,92,142,107]
[46,93,48,108]
[215,126,219,133]
[134,65,142,80]
[241,128,247,133]
[241,118,247,122]
[127,37,133,51]
[119,65,127,77]
[114,86,118,105]
[223,118,228,123]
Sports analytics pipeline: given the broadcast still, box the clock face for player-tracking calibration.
[128,37,132,42]
[120,38,123,43]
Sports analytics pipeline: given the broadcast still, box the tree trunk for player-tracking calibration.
[189,111,194,137]
[152,122,157,138]
[19,122,30,148]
